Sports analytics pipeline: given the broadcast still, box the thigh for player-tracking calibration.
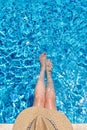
[45,99,57,110]
[33,95,45,107]
[45,88,57,110]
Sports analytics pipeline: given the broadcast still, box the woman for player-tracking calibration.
[13,53,73,130]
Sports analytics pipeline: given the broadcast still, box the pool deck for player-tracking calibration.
[0,124,87,130]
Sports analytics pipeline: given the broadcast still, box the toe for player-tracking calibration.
[41,53,46,56]
[46,59,52,65]
[40,53,46,59]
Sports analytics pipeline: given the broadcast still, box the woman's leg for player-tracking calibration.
[45,59,57,110]
[33,53,46,107]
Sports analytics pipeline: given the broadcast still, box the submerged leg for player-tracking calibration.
[45,59,57,110]
[33,53,46,107]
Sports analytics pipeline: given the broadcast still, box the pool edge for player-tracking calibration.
[0,124,87,130]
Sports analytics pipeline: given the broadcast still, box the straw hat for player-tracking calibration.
[13,106,73,130]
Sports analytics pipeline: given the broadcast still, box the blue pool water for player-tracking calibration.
[0,0,87,123]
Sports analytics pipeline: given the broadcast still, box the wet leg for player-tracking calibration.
[45,59,57,110]
[33,53,46,107]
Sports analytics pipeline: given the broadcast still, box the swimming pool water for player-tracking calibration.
[0,0,87,123]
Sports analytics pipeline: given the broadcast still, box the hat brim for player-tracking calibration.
[13,106,73,130]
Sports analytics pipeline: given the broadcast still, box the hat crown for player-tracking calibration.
[27,115,57,130]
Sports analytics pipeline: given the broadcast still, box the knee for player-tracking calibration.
[45,92,56,102]
[45,97,56,105]
[35,95,43,100]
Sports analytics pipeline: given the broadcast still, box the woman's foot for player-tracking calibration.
[46,59,52,73]
[39,53,46,71]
